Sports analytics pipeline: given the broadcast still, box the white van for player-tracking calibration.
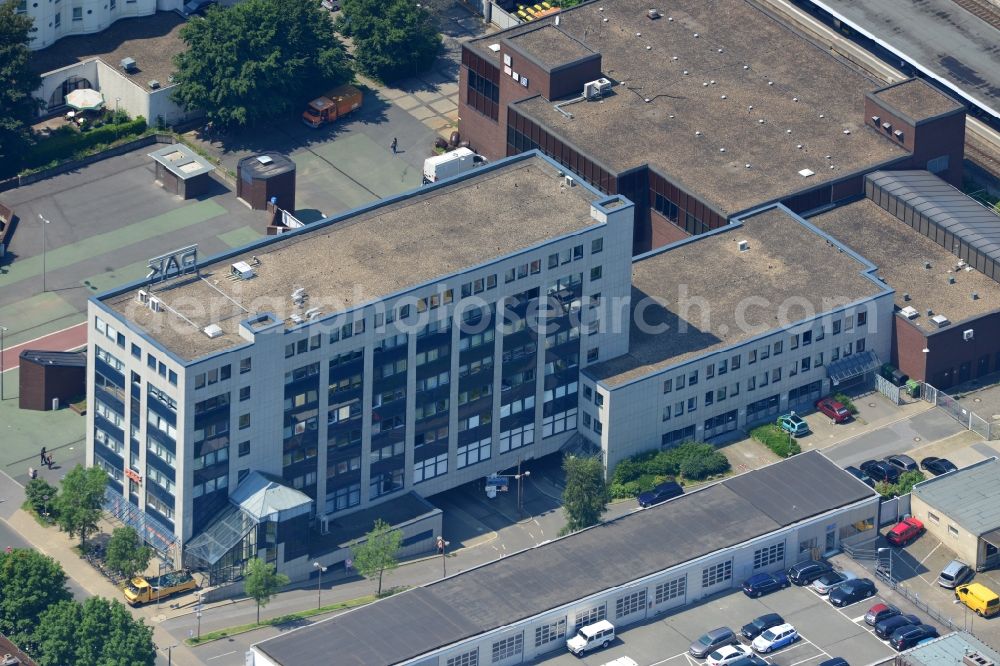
[566,619,615,655]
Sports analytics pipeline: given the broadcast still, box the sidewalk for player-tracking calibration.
[0,471,199,665]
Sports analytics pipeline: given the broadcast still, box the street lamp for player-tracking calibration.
[115,97,121,139]
[436,536,450,578]
[0,325,7,401]
[157,561,169,610]
[313,562,327,609]
[195,593,204,640]
[515,460,531,518]
[37,214,50,292]
[162,643,177,666]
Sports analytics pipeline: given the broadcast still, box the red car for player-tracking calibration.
[887,517,924,546]
[816,397,851,423]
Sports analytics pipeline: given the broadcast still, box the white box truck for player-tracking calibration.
[423,148,487,184]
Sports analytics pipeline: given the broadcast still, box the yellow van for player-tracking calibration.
[955,582,1000,617]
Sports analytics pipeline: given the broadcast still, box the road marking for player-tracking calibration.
[851,614,867,623]
[917,542,941,566]
[0,321,87,373]
[799,637,831,659]
[648,650,691,666]
[788,655,826,666]
[533,519,540,527]
[206,651,237,660]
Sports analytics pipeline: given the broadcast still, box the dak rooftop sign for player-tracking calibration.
[147,245,198,282]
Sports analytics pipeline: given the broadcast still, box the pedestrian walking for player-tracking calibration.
[45,453,54,469]
[40,447,47,467]
[391,137,398,154]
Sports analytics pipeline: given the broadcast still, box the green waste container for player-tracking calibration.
[905,379,921,398]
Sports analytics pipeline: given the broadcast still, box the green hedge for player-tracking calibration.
[750,423,801,458]
[833,392,858,415]
[25,117,148,169]
[609,442,731,498]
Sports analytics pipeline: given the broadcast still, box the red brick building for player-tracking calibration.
[459,0,966,255]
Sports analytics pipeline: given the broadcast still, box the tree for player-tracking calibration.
[104,526,152,581]
[337,0,441,83]
[0,549,72,649]
[244,558,289,623]
[350,519,402,597]
[172,0,352,129]
[560,454,608,535]
[895,469,926,496]
[24,477,59,520]
[54,465,108,547]
[0,0,41,172]
[34,597,155,666]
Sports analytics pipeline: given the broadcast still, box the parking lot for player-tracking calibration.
[536,580,900,666]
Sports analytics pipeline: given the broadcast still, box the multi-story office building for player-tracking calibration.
[458,0,967,254]
[16,0,179,50]
[87,153,634,577]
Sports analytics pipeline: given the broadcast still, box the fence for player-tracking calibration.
[875,374,902,405]
[922,382,998,439]
[878,493,911,527]
[487,1,521,28]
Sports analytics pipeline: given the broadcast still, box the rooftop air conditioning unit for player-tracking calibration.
[231,261,255,280]
[964,651,995,666]
[899,306,918,319]
[583,78,612,99]
[565,175,575,187]
[137,289,150,304]
[963,329,974,341]
[290,313,304,324]
[737,240,749,252]
[203,324,223,338]
[120,57,137,72]
[148,297,162,313]
[256,155,273,165]
[930,314,951,328]
[148,80,160,90]
[647,8,661,19]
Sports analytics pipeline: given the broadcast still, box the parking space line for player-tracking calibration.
[788,655,826,666]
[649,650,695,666]
[850,614,866,623]
[799,637,831,659]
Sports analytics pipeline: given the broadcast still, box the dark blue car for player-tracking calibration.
[742,571,790,598]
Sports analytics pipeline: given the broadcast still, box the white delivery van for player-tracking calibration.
[566,619,615,655]
[422,148,487,184]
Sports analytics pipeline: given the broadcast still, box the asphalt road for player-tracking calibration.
[821,408,962,468]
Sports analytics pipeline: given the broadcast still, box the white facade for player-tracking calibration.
[18,0,181,50]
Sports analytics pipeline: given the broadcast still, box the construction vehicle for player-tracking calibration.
[423,148,488,184]
[302,84,363,128]
[123,570,198,606]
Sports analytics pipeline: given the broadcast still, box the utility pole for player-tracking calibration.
[0,325,7,401]
[313,562,327,609]
[38,214,51,292]
[196,594,204,640]
[436,536,449,578]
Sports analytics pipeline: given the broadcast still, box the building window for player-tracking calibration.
[587,348,599,363]
[534,618,566,648]
[457,437,491,468]
[413,453,447,483]
[239,413,250,429]
[615,589,646,618]
[702,560,732,588]
[240,386,251,401]
[238,440,250,456]
[948,525,959,537]
[655,576,686,604]
[54,10,61,25]
[447,650,479,666]
[574,606,606,628]
[240,358,252,374]
[928,511,939,523]
[72,6,82,19]
[491,634,522,663]
[663,378,672,394]
[591,238,603,254]
[753,543,785,569]
[590,266,602,281]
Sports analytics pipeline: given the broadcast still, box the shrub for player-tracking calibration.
[24,117,147,170]
[24,478,58,519]
[609,441,730,496]
[750,424,801,458]
[609,481,641,499]
[875,480,896,499]
[833,393,858,415]
[679,452,730,480]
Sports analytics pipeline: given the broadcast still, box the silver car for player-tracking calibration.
[689,627,737,659]
[810,570,856,595]
[937,560,973,589]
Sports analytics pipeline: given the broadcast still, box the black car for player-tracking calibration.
[874,614,920,640]
[818,659,849,666]
[890,624,938,651]
[638,480,684,507]
[844,466,875,488]
[741,613,785,640]
[829,578,876,607]
[787,560,833,586]
[743,571,790,598]
[885,454,918,473]
[860,459,901,484]
[921,456,958,476]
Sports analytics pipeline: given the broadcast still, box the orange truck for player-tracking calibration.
[302,84,363,128]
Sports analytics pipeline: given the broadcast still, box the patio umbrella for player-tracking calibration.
[64,88,105,111]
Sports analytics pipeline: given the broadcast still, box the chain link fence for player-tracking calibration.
[922,382,998,440]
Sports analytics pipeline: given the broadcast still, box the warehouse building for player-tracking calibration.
[458,0,966,254]
[909,457,1000,572]
[248,451,879,666]
[809,171,1000,389]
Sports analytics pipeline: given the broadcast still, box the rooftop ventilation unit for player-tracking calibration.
[930,314,951,328]
[487,43,500,52]
[972,292,979,300]
[647,8,660,18]
[893,130,904,140]
[948,275,956,284]
[256,155,273,165]
[304,307,320,318]
[903,293,910,301]
[798,168,815,178]
[964,651,995,666]
[120,57,137,72]
[583,78,613,99]
[565,175,575,187]
[964,329,974,341]
[924,261,932,269]
[899,306,918,319]
[148,80,160,90]
[882,122,892,131]
[137,289,150,305]
[291,287,306,301]
[737,240,749,252]
[148,297,162,313]
[871,115,880,124]
[289,313,304,324]
[231,261,255,280]
[203,324,223,339]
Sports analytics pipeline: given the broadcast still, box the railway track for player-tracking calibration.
[950,0,1000,31]
[751,0,1000,180]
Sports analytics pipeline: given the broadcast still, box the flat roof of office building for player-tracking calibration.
[912,457,1000,537]
[806,0,1000,117]
[870,79,964,122]
[470,0,909,217]
[504,23,597,70]
[809,198,1000,327]
[101,154,599,361]
[585,206,885,387]
[252,451,875,666]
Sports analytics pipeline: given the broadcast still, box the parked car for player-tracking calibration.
[743,571,790,598]
[920,456,958,476]
[818,660,849,666]
[787,560,833,586]
[886,517,924,547]
[706,644,753,666]
[751,623,798,653]
[937,560,974,589]
[829,578,876,607]
[890,624,938,651]
[637,480,684,507]
[811,570,856,595]
[689,627,737,659]
[954,583,1000,617]
[865,603,901,626]
[874,614,920,640]
[728,658,768,666]
[844,465,875,488]
[777,412,810,436]
[816,397,851,423]
[860,459,901,484]
[885,454,918,473]
[566,620,615,655]
[741,613,785,640]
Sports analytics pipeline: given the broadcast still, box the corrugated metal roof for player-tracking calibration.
[900,630,1000,665]
[913,458,1000,536]
[867,171,1000,265]
[254,452,876,666]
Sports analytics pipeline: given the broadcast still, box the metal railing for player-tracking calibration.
[922,381,998,440]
